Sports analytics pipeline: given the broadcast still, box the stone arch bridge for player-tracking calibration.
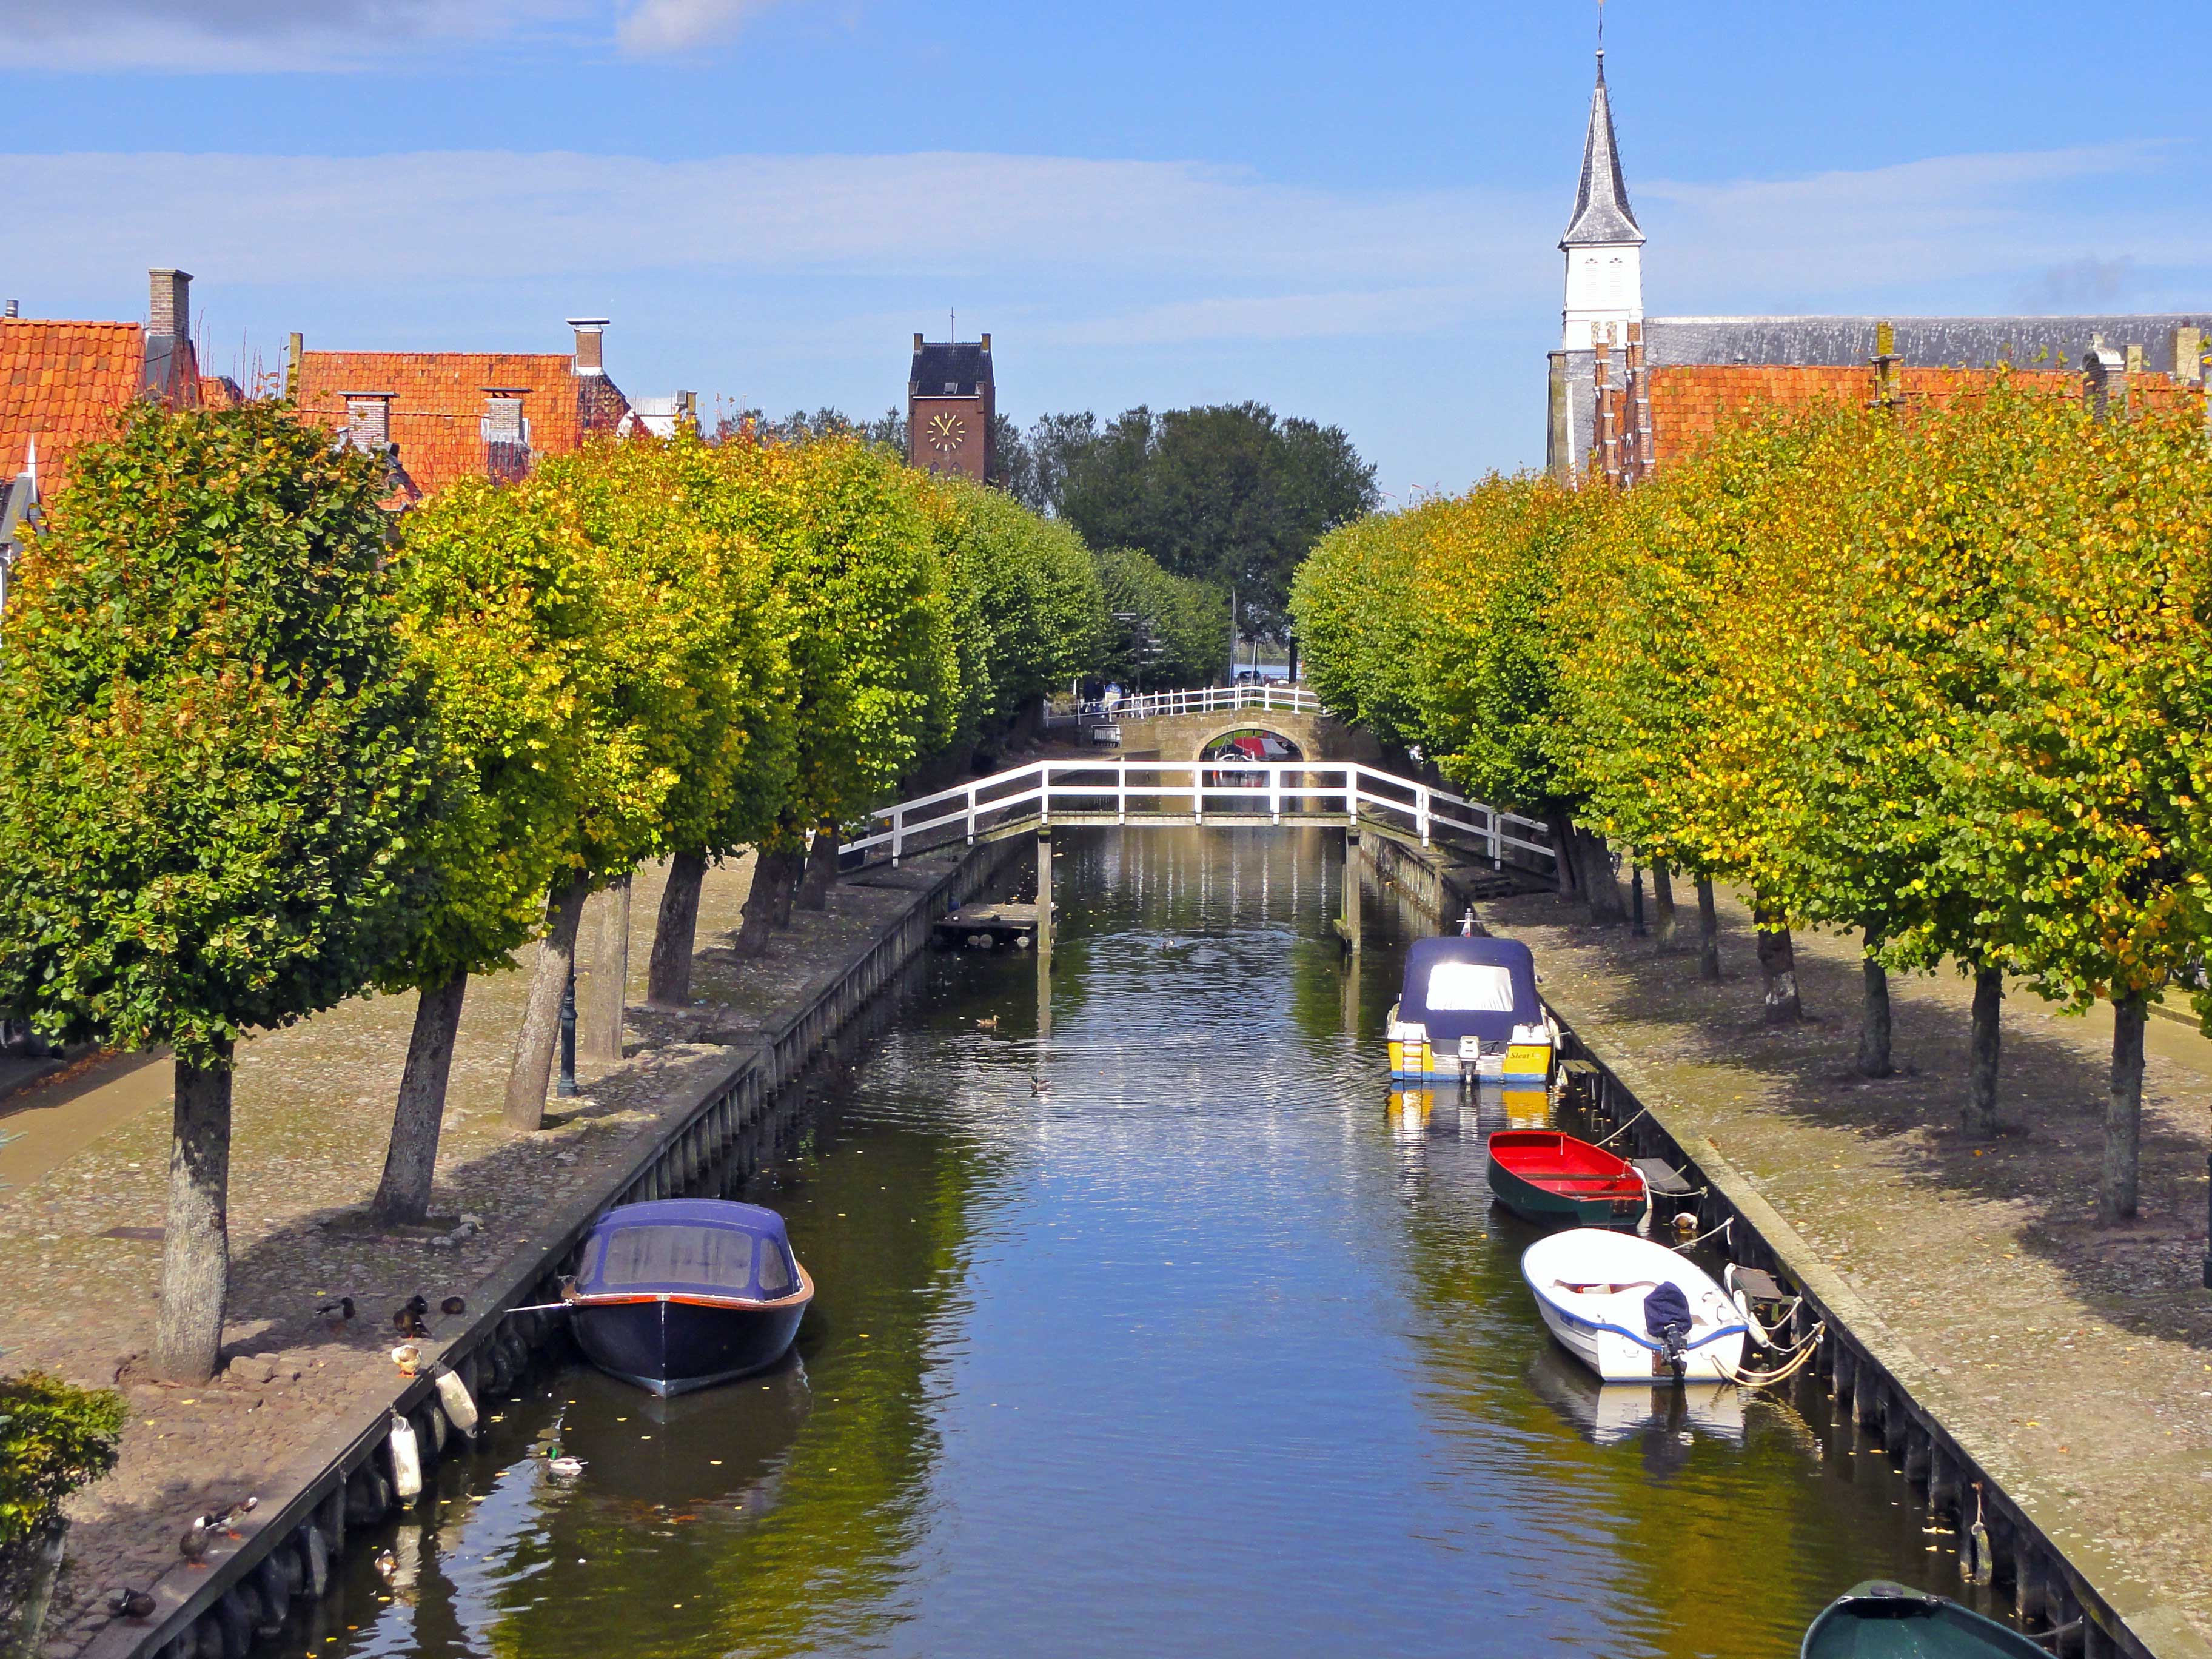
[1040,685,1382,765]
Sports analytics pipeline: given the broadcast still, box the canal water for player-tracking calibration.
[328,828,1992,1659]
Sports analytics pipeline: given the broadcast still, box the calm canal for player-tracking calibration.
[330,828,1988,1659]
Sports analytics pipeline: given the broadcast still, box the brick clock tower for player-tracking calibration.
[907,332,994,483]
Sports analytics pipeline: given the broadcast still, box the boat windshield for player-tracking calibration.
[1425,961,1517,1013]
[597,1225,759,1293]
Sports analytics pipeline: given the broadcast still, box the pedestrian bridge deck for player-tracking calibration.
[840,758,1556,875]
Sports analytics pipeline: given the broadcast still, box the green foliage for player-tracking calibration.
[1092,546,1229,688]
[0,1372,126,1548]
[0,401,446,1068]
[1287,508,1426,749]
[1041,403,1377,640]
[926,477,1108,739]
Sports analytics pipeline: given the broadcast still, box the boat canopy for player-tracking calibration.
[1396,936,1541,1043]
[578,1199,799,1302]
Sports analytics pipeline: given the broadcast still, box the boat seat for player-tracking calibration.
[1728,1265,1789,1305]
[1631,1158,1695,1198]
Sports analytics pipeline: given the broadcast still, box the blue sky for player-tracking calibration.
[4,1,2208,501]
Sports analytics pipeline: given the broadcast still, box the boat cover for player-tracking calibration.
[578,1199,799,1302]
[1643,1282,1691,1339]
[1396,936,1543,1044]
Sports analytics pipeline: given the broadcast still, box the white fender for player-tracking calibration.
[434,1368,480,1437]
[387,1412,423,1502]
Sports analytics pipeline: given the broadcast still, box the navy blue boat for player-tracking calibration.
[566,1199,814,1396]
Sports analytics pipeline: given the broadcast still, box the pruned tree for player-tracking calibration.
[0,400,444,1378]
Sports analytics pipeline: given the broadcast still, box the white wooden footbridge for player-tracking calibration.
[839,757,1556,876]
[1040,683,1326,729]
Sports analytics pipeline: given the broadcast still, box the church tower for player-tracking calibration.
[1559,49,1643,354]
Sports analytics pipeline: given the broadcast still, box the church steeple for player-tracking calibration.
[1561,51,1643,248]
[1558,46,1645,354]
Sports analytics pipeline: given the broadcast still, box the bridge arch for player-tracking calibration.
[1195,724,1305,764]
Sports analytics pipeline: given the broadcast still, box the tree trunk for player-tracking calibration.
[1577,829,1626,923]
[1965,965,2003,1139]
[155,1049,234,1382]
[2102,992,2147,1224]
[370,973,469,1227]
[731,847,800,959]
[1547,811,1578,896]
[1857,927,1893,1078]
[1754,903,1800,1022]
[766,848,801,928]
[648,851,707,1007]
[503,874,590,1132]
[1695,879,1721,981]
[796,819,840,911]
[1652,862,1678,950]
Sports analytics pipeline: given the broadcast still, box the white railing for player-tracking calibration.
[1041,684,1326,727]
[840,759,1555,872]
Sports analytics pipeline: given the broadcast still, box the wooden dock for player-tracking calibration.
[932,902,1045,949]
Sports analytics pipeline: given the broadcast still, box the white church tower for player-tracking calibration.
[1560,48,1644,352]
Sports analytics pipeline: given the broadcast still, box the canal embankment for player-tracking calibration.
[1361,845,2212,1659]
[0,835,1025,1659]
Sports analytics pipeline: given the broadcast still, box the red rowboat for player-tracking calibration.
[1486,1130,1649,1229]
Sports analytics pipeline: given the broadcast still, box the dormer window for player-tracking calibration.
[943,381,958,394]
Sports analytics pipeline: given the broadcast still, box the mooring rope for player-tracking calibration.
[1720,1322,1827,1389]
[1592,1106,1649,1148]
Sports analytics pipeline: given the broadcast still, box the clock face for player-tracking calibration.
[927,411,967,453]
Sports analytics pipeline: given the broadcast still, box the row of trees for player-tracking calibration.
[1293,375,2212,1225]
[0,401,1118,1381]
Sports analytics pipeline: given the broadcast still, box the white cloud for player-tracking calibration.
[0,0,789,70]
[1640,143,2185,304]
[1,149,1552,302]
[615,0,788,53]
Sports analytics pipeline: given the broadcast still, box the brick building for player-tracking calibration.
[1544,50,2212,485]
[290,317,640,500]
[907,333,994,483]
[0,267,210,613]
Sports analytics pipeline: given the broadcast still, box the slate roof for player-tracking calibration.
[294,350,631,497]
[910,341,993,399]
[0,318,182,497]
[1643,315,2212,373]
[1561,53,1642,248]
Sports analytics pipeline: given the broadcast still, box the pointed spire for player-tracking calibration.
[1561,50,1643,249]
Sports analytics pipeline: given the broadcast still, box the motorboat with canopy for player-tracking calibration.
[1387,935,1558,1084]
[565,1199,813,1396]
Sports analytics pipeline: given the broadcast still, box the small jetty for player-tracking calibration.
[932,902,1045,950]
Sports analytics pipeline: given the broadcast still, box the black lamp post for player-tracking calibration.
[557,960,578,1099]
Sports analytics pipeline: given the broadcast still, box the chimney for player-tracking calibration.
[980,332,991,353]
[286,333,303,399]
[2173,326,2204,385]
[2125,343,2146,378]
[3,301,15,319]
[567,318,609,376]
[913,332,924,352]
[341,392,393,452]
[2083,338,2128,422]
[484,389,530,483]
[149,269,191,340]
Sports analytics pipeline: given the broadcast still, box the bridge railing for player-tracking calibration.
[1040,684,1326,727]
[840,759,1555,873]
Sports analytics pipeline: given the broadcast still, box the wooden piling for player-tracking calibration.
[1339,828,1362,951]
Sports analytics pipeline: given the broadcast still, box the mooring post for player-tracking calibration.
[1338,828,1362,952]
[577,874,631,1062]
[1035,826,1054,960]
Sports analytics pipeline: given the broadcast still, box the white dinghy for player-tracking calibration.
[1521,1228,1748,1383]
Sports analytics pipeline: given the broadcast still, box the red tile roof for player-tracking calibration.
[0,319,186,495]
[294,351,630,497]
[1646,363,2204,470]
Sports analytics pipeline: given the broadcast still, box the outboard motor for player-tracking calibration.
[1643,1282,1693,1381]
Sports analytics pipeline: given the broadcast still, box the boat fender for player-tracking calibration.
[1728,1287,1769,1350]
[435,1368,480,1438]
[387,1412,424,1503]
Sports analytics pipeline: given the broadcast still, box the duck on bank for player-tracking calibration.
[563,1199,813,1396]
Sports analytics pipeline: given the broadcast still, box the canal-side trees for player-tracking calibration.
[1293,374,2212,1193]
[0,402,446,1378]
[1092,546,1231,691]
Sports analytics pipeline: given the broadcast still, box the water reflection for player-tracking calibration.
[320,826,1999,1659]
